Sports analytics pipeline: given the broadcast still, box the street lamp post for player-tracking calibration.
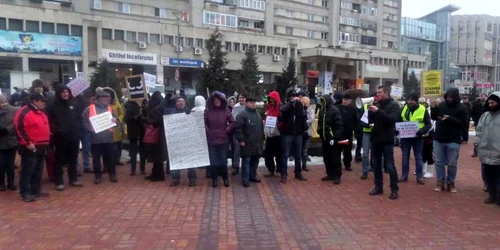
[173,11,184,88]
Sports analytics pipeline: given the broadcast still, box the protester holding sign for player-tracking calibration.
[301,96,315,172]
[264,91,282,177]
[102,88,125,166]
[431,88,469,193]
[398,93,432,185]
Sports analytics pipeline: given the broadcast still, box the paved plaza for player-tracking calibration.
[0,142,499,250]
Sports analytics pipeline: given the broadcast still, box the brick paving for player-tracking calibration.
[1,141,500,250]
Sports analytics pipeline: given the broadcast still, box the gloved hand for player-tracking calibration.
[329,140,335,146]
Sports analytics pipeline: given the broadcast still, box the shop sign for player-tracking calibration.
[102,49,157,65]
[306,70,320,78]
[0,30,82,56]
[161,57,203,68]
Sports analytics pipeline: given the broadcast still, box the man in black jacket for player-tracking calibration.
[335,94,358,172]
[431,88,469,193]
[368,85,401,200]
[47,85,83,191]
[318,94,346,184]
[279,88,307,183]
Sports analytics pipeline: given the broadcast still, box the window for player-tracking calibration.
[307,30,314,38]
[384,13,395,21]
[203,11,238,28]
[174,36,183,46]
[360,35,377,46]
[41,22,54,34]
[340,17,360,27]
[234,43,241,52]
[71,25,83,36]
[164,35,173,45]
[225,42,232,51]
[321,32,328,40]
[26,21,39,32]
[281,48,287,57]
[155,8,167,18]
[339,32,360,43]
[150,33,160,44]
[341,1,352,9]
[185,37,193,47]
[138,32,148,42]
[321,0,327,7]
[308,14,314,22]
[9,19,23,31]
[254,21,264,29]
[242,43,248,52]
[250,44,257,52]
[93,0,101,9]
[102,28,112,39]
[118,2,131,13]
[388,41,394,48]
[239,0,265,11]
[370,8,377,16]
[322,16,328,23]
[286,10,293,18]
[114,30,124,40]
[258,45,264,54]
[57,24,69,35]
[196,38,203,48]
[266,47,273,55]
[309,0,315,4]
[286,26,293,35]
[0,18,5,30]
[274,47,280,55]
[239,20,249,28]
[126,31,136,42]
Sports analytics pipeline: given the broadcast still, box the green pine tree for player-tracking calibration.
[239,47,261,98]
[90,58,122,98]
[274,58,297,101]
[403,69,420,99]
[198,29,230,97]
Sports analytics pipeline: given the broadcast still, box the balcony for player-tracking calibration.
[205,0,237,7]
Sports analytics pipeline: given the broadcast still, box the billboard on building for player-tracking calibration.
[0,30,82,56]
[421,70,442,96]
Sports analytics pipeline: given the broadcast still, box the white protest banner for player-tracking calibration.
[76,72,85,79]
[391,86,403,99]
[143,72,157,92]
[66,77,90,96]
[360,110,369,124]
[89,111,116,134]
[265,116,278,128]
[163,112,210,170]
[396,121,419,138]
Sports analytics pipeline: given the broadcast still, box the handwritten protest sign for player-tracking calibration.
[143,73,157,92]
[422,70,442,96]
[391,85,403,99]
[265,116,278,128]
[163,112,210,170]
[396,122,419,138]
[89,111,116,134]
[66,77,90,96]
[360,110,369,124]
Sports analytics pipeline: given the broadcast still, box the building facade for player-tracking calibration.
[450,14,500,93]
[0,0,426,96]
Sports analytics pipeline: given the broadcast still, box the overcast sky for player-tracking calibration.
[402,0,500,18]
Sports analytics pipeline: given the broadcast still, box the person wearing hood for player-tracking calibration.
[230,93,246,175]
[227,96,236,112]
[367,85,401,200]
[318,94,345,184]
[204,91,235,188]
[102,87,125,166]
[47,85,83,191]
[279,88,308,183]
[399,93,432,185]
[0,95,18,191]
[300,96,315,172]
[419,97,436,179]
[168,95,197,186]
[144,91,165,182]
[192,96,206,112]
[334,93,359,172]
[124,100,146,176]
[431,88,469,193]
[264,91,282,177]
[475,92,500,206]
[82,90,118,184]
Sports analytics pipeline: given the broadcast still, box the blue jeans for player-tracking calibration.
[281,135,303,177]
[241,155,259,184]
[372,144,399,192]
[208,143,228,179]
[19,151,45,197]
[362,133,372,174]
[400,138,424,179]
[433,141,460,184]
[80,130,91,170]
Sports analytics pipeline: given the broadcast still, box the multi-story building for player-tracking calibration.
[0,0,426,96]
[450,14,500,93]
[400,5,459,87]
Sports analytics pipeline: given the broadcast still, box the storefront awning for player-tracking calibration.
[299,47,371,62]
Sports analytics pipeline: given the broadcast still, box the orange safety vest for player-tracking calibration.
[89,104,114,132]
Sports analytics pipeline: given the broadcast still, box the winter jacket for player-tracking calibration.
[47,85,80,143]
[235,106,264,156]
[103,88,125,142]
[279,88,307,136]
[476,92,500,165]
[232,103,245,119]
[317,94,343,143]
[401,104,432,137]
[368,97,401,145]
[124,101,144,140]
[264,91,281,137]
[431,88,469,144]
[305,106,314,137]
[14,104,50,149]
[204,91,235,146]
[471,100,486,125]
[335,102,359,141]
[0,105,19,150]
[191,96,206,112]
[74,95,90,130]
[82,101,115,144]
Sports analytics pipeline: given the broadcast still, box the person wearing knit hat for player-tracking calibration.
[399,93,433,185]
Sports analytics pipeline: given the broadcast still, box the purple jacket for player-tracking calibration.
[204,91,235,145]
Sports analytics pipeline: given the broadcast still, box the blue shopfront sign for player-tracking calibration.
[0,30,82,56]
[161,57,203,68]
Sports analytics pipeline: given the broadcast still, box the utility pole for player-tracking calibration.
[173,11,184,88]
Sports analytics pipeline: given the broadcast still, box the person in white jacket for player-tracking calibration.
[191,96,206,113]
[419,97,435,178]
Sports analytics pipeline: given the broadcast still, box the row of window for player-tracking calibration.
[340,1,378,16]
[0,18,82,36]
[339,32,377,46]
[203,11,238,28]
[275,9,329,24]
[278,26,328,40]
[94,0,169,19]
[370,57,424,68]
